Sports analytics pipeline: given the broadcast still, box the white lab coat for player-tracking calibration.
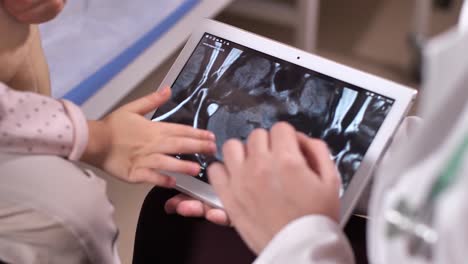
[255,4,468,264]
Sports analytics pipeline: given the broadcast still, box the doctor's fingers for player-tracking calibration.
[165,194,194,214]
[165,194,205,216]
[206,208,231,226]
[150,137,217,155]
[208,162,230,190]
[133,154,202,177]
[156,123,215,141]
[165,194,230,226]
[297,133,340,187]
[221,139,246,174]
[208,160,251,206]
[270,122,302,155]
[208,162,239,210]
[246,128,270,155]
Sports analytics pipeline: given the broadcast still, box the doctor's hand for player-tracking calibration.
[208,123,341,254]
[165,193,230,226]
[3,0,66,24]
[81,87,217,188]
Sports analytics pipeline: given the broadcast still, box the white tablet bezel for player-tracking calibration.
[153,19,416,226]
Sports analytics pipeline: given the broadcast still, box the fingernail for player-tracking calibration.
[208,132,216,140]
[191,164,201,175]
[157,86,169,95]
[210,142,217,153]
[168,177,177,187]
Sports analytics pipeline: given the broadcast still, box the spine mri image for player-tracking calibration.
[152,34,394,191]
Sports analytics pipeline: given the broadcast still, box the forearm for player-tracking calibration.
[255,215,355,264]
[0,83,88,160]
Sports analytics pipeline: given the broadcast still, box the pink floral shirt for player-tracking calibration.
[0,83,88,160]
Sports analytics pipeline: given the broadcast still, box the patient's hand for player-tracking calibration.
[81,87,217,188]
[3,0,66,24]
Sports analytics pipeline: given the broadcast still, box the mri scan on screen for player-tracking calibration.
[152,34,394,192]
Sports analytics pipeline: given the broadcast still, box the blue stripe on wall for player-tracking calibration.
[63,0,200,105]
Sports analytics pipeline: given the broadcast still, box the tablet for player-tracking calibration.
[150,19,416,225]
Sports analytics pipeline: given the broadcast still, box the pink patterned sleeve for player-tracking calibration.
[0,83,88,160]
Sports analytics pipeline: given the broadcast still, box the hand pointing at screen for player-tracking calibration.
[166,122,341,254]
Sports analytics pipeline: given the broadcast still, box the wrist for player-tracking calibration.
[81,120,111,168]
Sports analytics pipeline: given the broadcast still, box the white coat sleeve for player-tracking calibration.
[254,215,355,264]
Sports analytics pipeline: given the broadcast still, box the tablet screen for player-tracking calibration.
[152,33,394,191]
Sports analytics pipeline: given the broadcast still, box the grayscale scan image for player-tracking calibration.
[152,33,394,191]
